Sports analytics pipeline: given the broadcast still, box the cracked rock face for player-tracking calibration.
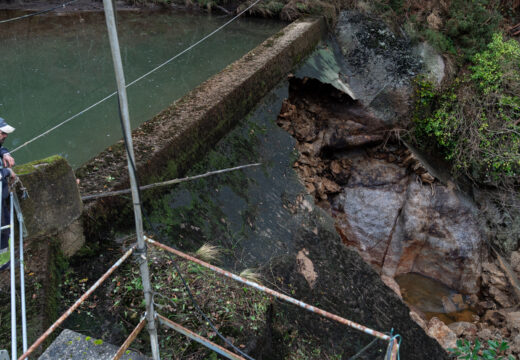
[278,77,483,294]
[333,150,483,294]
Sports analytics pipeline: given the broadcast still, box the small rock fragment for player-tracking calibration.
[426,317,457,350]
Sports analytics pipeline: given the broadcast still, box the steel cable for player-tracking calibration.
[0,0,79,25]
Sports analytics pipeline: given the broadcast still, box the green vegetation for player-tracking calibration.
[107,247,272,359]
[368,0,503,60]
[13,154,64,175]
[413,33,520,188]
[449,338,515,360]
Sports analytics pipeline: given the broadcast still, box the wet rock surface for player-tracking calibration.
[426,317,457,350]
[334,11,423,125]
[277,77,483,295]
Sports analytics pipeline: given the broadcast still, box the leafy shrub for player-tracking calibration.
[445,0,501,59]
[367,0,502,59]
[423,28,455,54]
[449,338,514,360]
[413,33,520,188]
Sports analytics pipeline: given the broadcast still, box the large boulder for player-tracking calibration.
[334,11,422,125]
[333,149,483,294]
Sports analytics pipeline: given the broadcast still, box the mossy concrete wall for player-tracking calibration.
[75,17,326,237]
[14,155,84,256]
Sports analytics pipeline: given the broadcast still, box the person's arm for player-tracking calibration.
[0,148,15,168]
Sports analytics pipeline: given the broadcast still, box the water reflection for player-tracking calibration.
[0,10,284,167]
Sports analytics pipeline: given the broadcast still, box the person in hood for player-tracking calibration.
[0,117,16,272]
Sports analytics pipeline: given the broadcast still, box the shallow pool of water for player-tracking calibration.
[396,272,477,324]
[0,9,284,167]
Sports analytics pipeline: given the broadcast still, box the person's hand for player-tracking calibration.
[2,154,15,168]
[8,169,16,178]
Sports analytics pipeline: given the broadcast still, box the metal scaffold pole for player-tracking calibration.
[102,1,160,359]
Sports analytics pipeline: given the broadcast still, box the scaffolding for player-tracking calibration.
[4,1,402,359]
[0,173,29,360]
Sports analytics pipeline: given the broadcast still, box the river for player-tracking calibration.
[0,9,284,167]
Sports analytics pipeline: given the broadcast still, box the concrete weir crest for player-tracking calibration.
[75,16,326,235]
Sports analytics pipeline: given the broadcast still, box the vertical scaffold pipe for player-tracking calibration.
[9,193,16,360]
[19,214,28,353]
[102,1,160,359]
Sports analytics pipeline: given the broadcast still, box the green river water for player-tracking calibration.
[0,9,284,168]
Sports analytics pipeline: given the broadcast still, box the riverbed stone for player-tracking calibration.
[506,312,520,332]
[448,321,478,337]
[427,317,457,350]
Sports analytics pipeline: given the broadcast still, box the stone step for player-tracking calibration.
[38,329,150,360]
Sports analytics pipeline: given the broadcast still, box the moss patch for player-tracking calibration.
[14,155,64,176]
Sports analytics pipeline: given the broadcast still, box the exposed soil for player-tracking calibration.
[277,76,434,210]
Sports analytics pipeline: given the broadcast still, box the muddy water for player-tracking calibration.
[396,273,477,324]
[0,10,284,167]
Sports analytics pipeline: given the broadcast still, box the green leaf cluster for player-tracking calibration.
[449,338,514,360]
[471,33,520,94]
[444,0,501,59]
[413,33,520,186]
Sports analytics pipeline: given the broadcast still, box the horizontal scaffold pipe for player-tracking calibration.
[144,236,391,342]
[156,313,246,360]
[81,163,261,201]
[111,317,147,360]
[18,245,136,360]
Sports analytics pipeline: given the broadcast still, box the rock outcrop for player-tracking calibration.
[334,154,483,294]
[278,77,483,294]
[334,11,445,125]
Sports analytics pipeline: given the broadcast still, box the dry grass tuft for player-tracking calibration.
[195,243,221,263]
[239,268,263,284]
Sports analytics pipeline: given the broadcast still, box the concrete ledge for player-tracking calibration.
[14,155,82,238]
[38,329,149,360]
[75,17,325,235]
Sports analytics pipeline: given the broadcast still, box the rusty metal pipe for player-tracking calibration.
[111,317,147,360]
[391,337,400,360]
[145,236,391,341]
[18,246,136,360]
[156,313,245,360]
[384,335,400,360]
